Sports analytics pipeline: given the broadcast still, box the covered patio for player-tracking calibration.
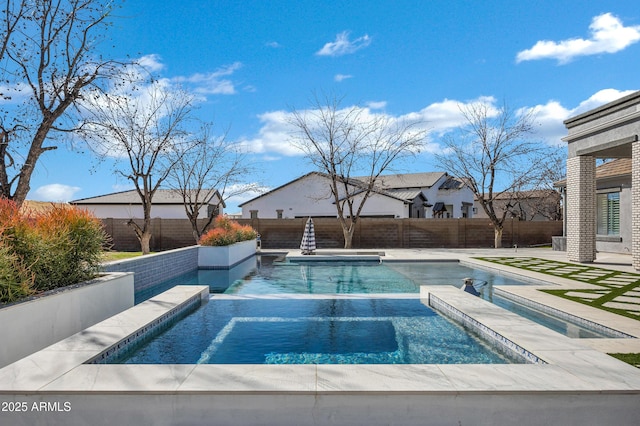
[563,91,640,270]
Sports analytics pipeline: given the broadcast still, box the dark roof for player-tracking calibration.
[432,202,446,212]
[438,175,465,190]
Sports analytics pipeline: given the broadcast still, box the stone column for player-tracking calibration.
[633,143,640,270]
[566,155,596,263]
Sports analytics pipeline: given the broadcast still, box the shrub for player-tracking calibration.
[0,200,108,301]
[0,240,35,304]
[199,217,257,246]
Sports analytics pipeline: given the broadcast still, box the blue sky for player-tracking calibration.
[28,0,640,213]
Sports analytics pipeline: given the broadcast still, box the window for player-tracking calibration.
[250,210,258,219]
[276,209,283,219]
[597,192,620,235]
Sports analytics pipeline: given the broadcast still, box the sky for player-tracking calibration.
[26,0,640,213]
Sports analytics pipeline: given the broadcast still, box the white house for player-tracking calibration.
[239,171,475,219]
[70,189,224,219]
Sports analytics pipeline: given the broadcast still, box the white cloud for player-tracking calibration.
[240,96,497,157]
[400,96,500,136]
[516,13,640,64]
[316,31,371,57]
[138,54,165,72]
[517,88,636,145]
[33,184,81,202]
[334,74,353,82]
[238,110,305,157]
[570,88,637,115]
[0,82,31,104]
[172,62,243,95]
[239,90,638,161]
[367,101,387,110]
[266,41,281,48]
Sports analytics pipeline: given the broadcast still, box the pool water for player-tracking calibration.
[131,255,624,345]
[488,293,631,339]
[135,255,528,303]
[112,297,524,365]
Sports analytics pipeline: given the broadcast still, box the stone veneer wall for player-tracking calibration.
[566,156,596,262]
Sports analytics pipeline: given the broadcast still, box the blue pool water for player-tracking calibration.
[488,293,631,339]
[114,255,628,366]
[112,297,523,365]
[135,255,528,303]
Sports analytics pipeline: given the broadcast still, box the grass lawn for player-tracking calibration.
[475,257,640,320]
[609,353,640,368]
[102,251,144,262]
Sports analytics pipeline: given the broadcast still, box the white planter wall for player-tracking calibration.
[0,272,134,368]
[198,239,257,268]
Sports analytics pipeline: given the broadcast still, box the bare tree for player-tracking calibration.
[82,81,196,254]
[436,100,560,247]
[167,122,260,242]
[289,94,425,249]
[0,0,121,206]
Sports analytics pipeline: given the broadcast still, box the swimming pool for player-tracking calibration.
[135,255,528,303]
[132,255,626,342]
[109,296,525,365]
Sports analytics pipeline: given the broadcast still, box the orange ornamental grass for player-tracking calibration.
[199,217,257,246]
[0,199,108,303]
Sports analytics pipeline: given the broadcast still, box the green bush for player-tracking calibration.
[0,199,109,302]
[0,242,35,304]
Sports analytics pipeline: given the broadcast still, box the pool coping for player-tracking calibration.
[2,285,640,395]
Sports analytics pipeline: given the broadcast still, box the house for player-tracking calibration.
[555,158,631,254]
[70,189,225,219]
[561,90,640,270]
[239,171,475,219]
[473,190,562,221]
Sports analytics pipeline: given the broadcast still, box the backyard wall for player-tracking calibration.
[102,217,562,251]
[0,272,134,368]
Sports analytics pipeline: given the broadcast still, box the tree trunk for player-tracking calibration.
[494,226,503,248]
[342,224,356,249]
[140,232,152,255]
[127,218,152,255]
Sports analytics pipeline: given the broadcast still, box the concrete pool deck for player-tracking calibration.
[1,248,640,425]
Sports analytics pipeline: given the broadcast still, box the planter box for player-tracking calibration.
[0,272,134,369]
[198,239,257,269]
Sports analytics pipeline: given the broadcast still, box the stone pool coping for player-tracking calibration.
[2,285,640,395]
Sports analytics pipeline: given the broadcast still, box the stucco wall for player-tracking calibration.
[0,272,134,368]
[241,173,407,219]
